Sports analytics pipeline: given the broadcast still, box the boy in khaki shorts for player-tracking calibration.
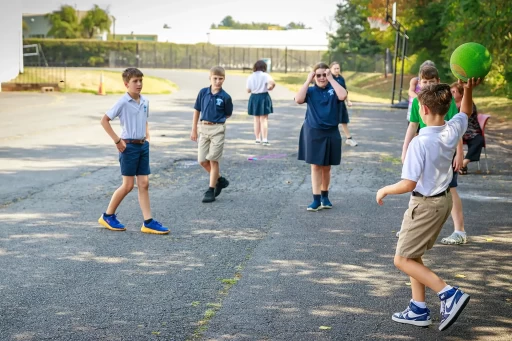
[190,66,233,203]
[376,78,480,331]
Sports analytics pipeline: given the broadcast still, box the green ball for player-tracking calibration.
[450,42,492,81]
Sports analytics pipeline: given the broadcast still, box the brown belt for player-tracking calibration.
[123,138,146,144]
[200,121,223,125]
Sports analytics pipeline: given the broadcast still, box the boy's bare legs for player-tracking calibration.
[253,116,261,141]
[321,166,331,191]
[106,176,135,214]
[394,255,447,293]
[450,188,465,232]
[209,161,220,188]
[259,115,269,141]
[136,175,151,220]
[311,164,322,194]
[199,160,220,187]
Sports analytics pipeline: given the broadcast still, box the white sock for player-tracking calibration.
[411,299,427,309]
[263,139,268,143]
[438,285,453,296]
[256,139,261,142]
[454,231,466,236]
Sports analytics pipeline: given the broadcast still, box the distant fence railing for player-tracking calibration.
[23,39,385,74]
[1,63,66,92]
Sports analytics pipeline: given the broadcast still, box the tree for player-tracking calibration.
[80,5,111,38]
[46,5,80,38]
[211,16,309,30]
[22,20,29,34]
[330,1,382,55]
[286,22,310,30]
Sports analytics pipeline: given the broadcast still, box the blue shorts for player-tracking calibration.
[449,171,458,188]
[119,141,150,176]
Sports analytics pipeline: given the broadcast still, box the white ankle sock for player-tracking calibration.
[256,139,261,142]
[263,139,268,143]
[454,231,466,236]
[438,285,453,296]
[411,299,427,309]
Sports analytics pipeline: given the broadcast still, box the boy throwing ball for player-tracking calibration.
[376,78,479,331]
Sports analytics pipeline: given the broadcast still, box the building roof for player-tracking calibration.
[207,29,329,51]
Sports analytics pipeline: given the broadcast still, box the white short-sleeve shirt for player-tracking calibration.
[246,71,273,94]
[106,93,149,139]
[402,113,468,196]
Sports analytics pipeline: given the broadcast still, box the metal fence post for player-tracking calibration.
[284,47,288,74]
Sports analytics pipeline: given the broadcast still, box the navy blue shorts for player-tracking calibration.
[339,101,349,124]
[449,171,458,188]
[119,141,150,176]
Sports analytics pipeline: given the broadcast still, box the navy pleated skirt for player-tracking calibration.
[298,121,342,166]
[248,92,273,116]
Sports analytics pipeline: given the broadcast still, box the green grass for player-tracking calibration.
[261,70,511,121]
[10,68,178,95]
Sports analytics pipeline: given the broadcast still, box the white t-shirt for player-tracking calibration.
[402,113,468,196]
[246,71,273,94]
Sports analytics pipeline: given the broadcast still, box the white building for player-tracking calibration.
[207,29,329,51]
[0,1,23,88]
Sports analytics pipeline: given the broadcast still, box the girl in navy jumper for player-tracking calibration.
[295,62,348,211]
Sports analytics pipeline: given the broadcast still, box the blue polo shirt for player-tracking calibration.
[106,93,148,139]
[333,75,347,90]
[304,85,340,129]
[194,87,233,123]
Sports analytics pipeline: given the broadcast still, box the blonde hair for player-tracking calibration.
[210,66,225,77]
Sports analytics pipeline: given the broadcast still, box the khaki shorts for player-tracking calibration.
[396,192,453,258]
[198,123,226,162]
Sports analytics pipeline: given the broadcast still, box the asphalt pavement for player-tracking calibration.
[0,69,510,341]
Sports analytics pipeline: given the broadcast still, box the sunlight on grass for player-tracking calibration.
[10,68,178,95]
[258,70,510,120]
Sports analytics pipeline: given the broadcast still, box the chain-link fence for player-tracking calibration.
[23,40,385,74]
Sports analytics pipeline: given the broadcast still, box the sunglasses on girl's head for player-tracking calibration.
[315,73,327,78]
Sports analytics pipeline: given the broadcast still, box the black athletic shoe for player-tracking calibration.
[215,176,229,197]
[202,189,215,203]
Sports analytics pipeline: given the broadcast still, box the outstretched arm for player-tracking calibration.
[459,78,480,116]
[376,179,417,205]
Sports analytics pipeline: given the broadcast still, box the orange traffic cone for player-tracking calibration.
[98,72,106,95]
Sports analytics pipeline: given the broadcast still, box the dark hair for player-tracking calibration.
[450,82,464,95]
[417,83,452,115]
[122,68,143,83]
[313,62,329,72]
[419,65,439,81]
[210,66,225,77]
[253,60,267,72]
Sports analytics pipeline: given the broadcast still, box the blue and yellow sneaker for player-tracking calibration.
[141,219,170,235]
[392,301,432,327]
[98,213,126,231]
[438,286,470,331]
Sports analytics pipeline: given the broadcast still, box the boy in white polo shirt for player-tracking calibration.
[98,68,169,235]
[376,78,479,331]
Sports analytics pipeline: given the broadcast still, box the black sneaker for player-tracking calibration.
[202,189,215,203]
[215,176,230,197]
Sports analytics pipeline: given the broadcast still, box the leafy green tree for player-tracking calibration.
[80,5,112,38]
[46,5,80,38]
[330,1,382,55]
[286,22,310,29]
